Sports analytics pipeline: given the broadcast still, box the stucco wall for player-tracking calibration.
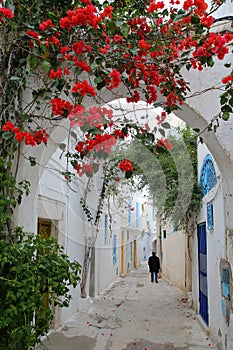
[195,142,228,348]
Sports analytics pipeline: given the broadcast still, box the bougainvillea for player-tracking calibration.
[1,0,232,180]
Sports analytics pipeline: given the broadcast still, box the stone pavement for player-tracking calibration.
[38,263,218,350]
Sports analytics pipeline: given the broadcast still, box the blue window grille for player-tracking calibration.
[207,201,213,230]
[221,297,227,318]
[104,214,108,245]
[113,234,117,265]
[136,202,139,228]
[128,199,131,225]
[200,154,217,196]
[221,267,230,299]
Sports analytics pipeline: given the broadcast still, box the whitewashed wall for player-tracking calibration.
[194,142,228,348]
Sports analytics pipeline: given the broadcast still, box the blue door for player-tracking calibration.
[197,223,209,325]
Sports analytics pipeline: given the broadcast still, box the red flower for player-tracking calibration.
[72,80,96,96]
[33,129,49,144]
[0,7,14,20]
[156,111,167,125]
[100,6,113,19]
[14,131,25,143]
[126,90,140,103]
[26,30,40,40]
[60,46,71,54]
[50,98,73,116]
[49,68,63,79]
[118,159,134,172]
[75,141,84,152]
[74,59,91,73]
[51,35,60,46]
[157,138,173,150]
[147,1,165,13]
[2,121,15,131]
[107,69,121,90]
[222,75,233,84]
[72,40,85,55]
[39,19,54,31]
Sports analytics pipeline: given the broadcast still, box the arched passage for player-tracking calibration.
[17,45,233,232]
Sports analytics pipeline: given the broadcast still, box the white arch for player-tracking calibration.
[15,42,233,232]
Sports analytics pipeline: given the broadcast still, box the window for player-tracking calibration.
[113,234,117,265]
[200,154,217,196]
[221,267,230,299]
[207,201,214,230]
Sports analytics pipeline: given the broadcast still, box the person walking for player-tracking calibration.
[148,251,160,283]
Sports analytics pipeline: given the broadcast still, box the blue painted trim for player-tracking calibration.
[200,154,217,196]
[104,214,108,245]
[113,234,117,265]
[207,201,213,230]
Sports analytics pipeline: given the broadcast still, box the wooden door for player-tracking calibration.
[133,240,137,268]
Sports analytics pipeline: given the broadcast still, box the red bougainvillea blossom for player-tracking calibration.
[72,80,96,96]
[2,122,48,146]
[118,159,134,173]
[0,7,14,21]
[222,75,233,84]
[74,163,94,177]
[2,0,233,180]
[157,138,173,151]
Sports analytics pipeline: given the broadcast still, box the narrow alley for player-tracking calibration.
[38,263,217,350]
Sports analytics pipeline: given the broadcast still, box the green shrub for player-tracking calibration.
[0,228,81,350]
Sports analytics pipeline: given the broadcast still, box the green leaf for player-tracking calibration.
[207,57,214,67]
[121,23,130,38]
[10,76,21,81]
[191,15,200,24]
[222,111,230,121]
[70,131,77,141]
[59,143,66,151]
[125,170,133,179]
[220,95,228,105]
[161,122,170,129]
[193,128,200,133]
[28,157,37,167]
[158,128,165,137]
[97,80,106,90]
[41,61,51,74]
[2,132,13,140]
[224,63,231,68]
[94,76,104,84]
[221,104,232,113]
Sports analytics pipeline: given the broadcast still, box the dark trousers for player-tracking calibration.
[150,272,158,282]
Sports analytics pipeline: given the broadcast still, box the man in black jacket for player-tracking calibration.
[148,252,160,283]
